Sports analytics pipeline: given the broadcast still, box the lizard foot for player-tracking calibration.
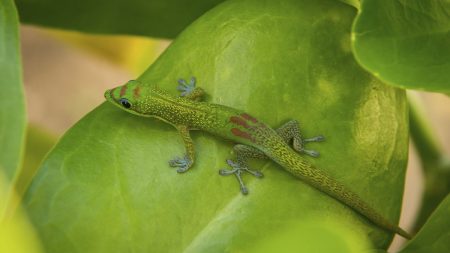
[296,135,325,157]
[303,135,325,143]
[302,149,320,157]
[219,159,263,195]
[177,77,196,97]
[169,155,192,173]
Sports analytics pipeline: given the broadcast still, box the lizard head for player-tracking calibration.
[104,80,147,116]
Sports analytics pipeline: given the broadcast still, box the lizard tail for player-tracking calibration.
[269,146,413,240]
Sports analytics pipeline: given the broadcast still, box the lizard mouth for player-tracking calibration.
[104,89,114,102]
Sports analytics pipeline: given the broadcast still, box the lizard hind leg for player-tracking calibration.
[276,120,325,157]
[219,144,265,195]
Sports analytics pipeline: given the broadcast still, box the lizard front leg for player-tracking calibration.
[177,77,205,101]
[219,144,265,194]
[169,125,195,173]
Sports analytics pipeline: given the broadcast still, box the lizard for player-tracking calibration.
[104,77,412,239]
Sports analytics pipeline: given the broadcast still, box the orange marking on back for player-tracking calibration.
[231,128,254,142]
[133,87,141,98]
[119,85,127,97]
[241,113,258,123]
[229,116,250,129]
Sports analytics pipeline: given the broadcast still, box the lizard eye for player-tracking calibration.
[119,98,131,109]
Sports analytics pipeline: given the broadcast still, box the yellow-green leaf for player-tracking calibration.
[0,172,43,253]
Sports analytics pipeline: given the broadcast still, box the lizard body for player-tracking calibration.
[104,78,412,239]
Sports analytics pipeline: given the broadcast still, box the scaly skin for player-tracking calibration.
[104,78,412,239]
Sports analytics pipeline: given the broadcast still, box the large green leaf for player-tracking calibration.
[0,0,26,181]
[15,0,225,39]
[25,0,408,252]
[352,0,450,94]
[400,194,450,253]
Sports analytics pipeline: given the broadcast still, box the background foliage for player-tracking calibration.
[353,0,450,94]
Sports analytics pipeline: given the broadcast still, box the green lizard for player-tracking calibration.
[104,77,412,239]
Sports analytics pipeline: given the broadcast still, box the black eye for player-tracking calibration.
[119,98,131,109]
